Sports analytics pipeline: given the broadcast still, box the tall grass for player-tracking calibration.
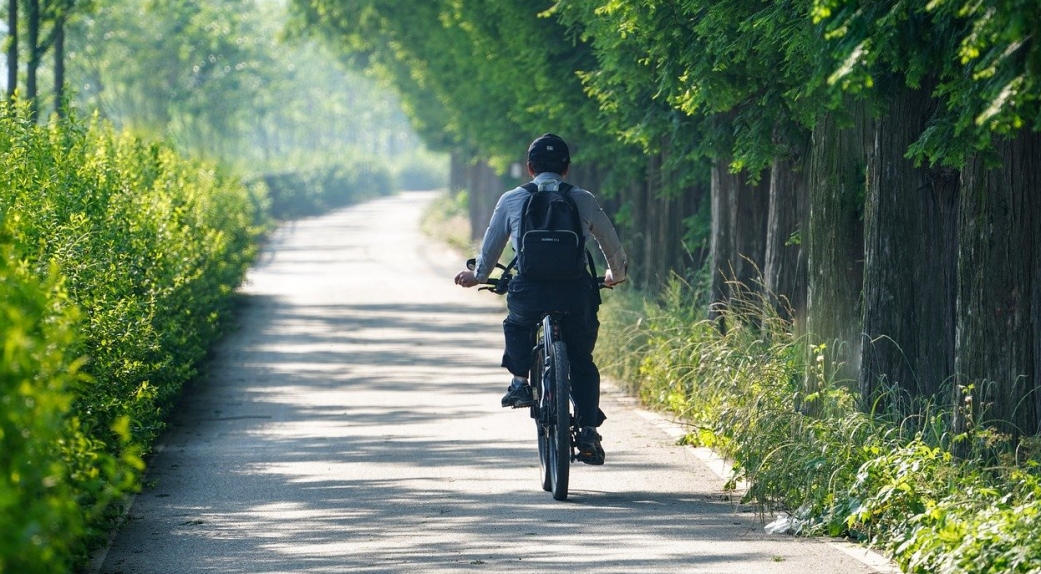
[415,183,1041,573]
[420,189,472,253]
[596,275,1041,574]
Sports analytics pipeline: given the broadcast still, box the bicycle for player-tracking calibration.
[466,257,608,501]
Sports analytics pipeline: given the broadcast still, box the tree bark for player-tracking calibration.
[598,153,702,293]
[625,165,650,288]
[466,159,504,242]
[859,83,959,415]
[6,0,16,102]
[566,161,607,202]
[764,131,810,327]
[805,101,871,402]
[955,129,1041,438]
[643,150,664,290]
[450,152,467,196]
[53,12,66,117]
[709,156,769,318]
[638,146,704,293]
[27,0,40,119]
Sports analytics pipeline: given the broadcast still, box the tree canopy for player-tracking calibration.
[290,0,1041,440]
[288,0,1039,174]
[4,0,426,171]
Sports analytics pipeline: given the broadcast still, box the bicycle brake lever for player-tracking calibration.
[495,274,512,294]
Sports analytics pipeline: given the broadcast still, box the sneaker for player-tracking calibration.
[501,377,535,408]
[576,427,605,465]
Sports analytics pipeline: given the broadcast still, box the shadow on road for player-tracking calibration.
[101,193,871,574]
[119,289,774,574]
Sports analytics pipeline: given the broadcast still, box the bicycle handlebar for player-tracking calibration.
[466,258,511,294]
[466,257,617,294]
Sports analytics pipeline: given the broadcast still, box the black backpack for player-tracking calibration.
[517,182,588,281]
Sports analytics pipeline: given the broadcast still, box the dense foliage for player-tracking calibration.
[287,0,632,173]
[4,0,445,193]
[375,0,1040,567]
[0,246,107,572]
[0,1,444,570]
[596,283,1041,573]
[0,102,263,571]
[256,158,392,220]
[317,0,1039,172]
[2,0,1036,569]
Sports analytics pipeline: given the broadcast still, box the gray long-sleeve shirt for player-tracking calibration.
[474,172,628,283]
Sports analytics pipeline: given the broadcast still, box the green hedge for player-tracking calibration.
[0,104,264,571]
[257,160,392,219]
[1,246,94,571]
[391,151,448,191]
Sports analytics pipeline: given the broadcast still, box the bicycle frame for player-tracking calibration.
[530,312,568,415]
[466,256,613,501]
[530,310,574,500]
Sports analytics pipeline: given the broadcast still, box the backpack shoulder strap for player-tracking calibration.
[557,182,583,232]
[556,182,596,276]
[521,182,538,194]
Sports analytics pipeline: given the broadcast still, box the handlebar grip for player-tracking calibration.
[464,258,513,296]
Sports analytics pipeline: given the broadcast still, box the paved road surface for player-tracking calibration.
[97,191,897,573]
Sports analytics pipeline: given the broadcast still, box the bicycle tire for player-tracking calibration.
[548,340,571,500]
[534,346,553,492]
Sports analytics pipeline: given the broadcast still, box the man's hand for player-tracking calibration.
[603,269,625,288]
[455,270,479,288]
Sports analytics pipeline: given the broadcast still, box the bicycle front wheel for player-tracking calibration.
[534,346,553,493]
[547,340,571,501]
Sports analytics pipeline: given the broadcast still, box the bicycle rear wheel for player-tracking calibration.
[547,340,571,500]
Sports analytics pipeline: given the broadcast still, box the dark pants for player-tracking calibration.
[501,274,606,428]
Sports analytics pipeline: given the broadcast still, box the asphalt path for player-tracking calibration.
[97,191,897,573]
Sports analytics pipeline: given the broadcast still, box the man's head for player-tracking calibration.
[526,133,570,176]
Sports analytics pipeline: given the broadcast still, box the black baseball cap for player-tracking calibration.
[527,133,570,165]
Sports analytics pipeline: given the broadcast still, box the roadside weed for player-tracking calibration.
[597,276,1041,573]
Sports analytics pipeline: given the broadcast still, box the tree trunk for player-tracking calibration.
[27,0,40,119]
[641,148,704,293]
[682,178,710,277]
[6,0,16,102]
[643,151,663,290]
[566,161,607,201]
[805,101,871,404]
[449,152,467,195]
[764,131,810,327]
[709,156,769,318]
[955,129,1041,438]
[627,168,650,288]
[54,13,66,117]
[859,83,959,415]
[466,159,504,242]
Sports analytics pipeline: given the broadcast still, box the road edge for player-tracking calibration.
[602,379,902,574]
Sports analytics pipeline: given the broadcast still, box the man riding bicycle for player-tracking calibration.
[454,133,628,465]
